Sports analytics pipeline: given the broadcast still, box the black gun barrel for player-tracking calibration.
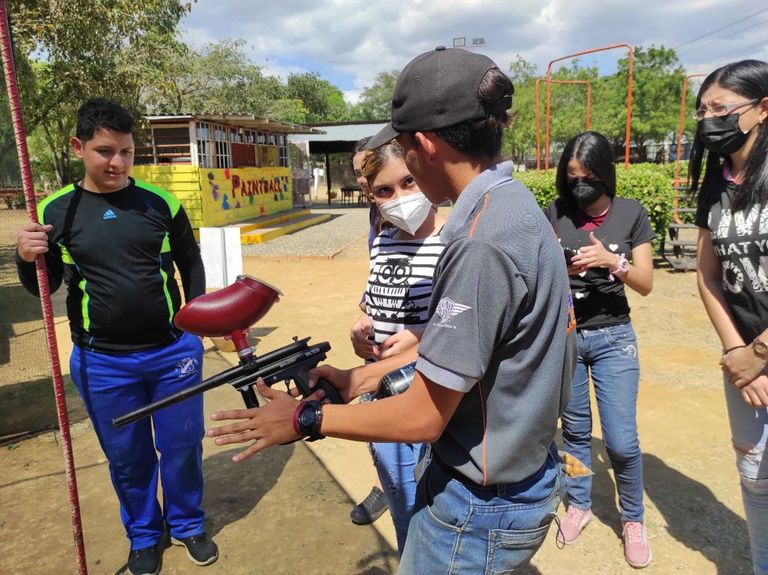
[112,337,325,427]
[112,364,246,427]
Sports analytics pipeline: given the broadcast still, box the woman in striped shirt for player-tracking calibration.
[356,139,446,553]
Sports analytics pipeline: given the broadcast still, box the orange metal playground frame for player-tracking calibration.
[535,78,592,171]
[544,43,634,172]
[672,73,706,224]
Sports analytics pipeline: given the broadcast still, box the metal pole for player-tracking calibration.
[535,78,541,171]
[0,2,88,573]
[544,43,634,172]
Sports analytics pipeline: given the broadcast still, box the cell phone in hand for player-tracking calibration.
[563,247,578,266]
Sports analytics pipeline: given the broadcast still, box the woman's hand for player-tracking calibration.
[350,313,376,359]
[207,378,324,462]
[378,329,421,359]
[740,375,768,408]
[721,345,767,389]
[571,232,620,270]
[566,262,589,276]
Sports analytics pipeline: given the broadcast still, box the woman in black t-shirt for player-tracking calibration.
[544,131,654,569]
[692,60,768,574]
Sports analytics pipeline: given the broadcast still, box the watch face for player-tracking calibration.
[298,404,316,429]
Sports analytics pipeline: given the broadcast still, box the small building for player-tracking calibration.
[289,121,388,203]
[132,114,321,228]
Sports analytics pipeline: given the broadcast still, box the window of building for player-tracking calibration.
[278,134,288,167]
[214,124,231,169]
[196,121,213,168]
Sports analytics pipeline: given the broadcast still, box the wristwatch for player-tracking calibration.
[294,400,325,441]
[752,336,768,359]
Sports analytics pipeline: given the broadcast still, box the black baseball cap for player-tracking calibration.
[367,46,510,149]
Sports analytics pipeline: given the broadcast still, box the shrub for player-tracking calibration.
[516,163,675,252]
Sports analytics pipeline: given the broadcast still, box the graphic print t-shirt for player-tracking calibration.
[366,228,445,344]
[696,179,768,341]
[544,197,655,329]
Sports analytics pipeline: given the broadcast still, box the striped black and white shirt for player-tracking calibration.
[365,227,445,344]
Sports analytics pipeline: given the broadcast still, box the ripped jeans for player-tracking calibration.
[370,441,425,554]
[725,376,768,574]
[561,322,645,522]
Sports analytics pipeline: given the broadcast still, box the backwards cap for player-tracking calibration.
[368,46,510,149]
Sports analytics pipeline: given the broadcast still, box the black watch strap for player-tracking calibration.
[297,400,325,441]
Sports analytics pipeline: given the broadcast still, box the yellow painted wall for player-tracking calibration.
[132,165,203,227]
[132,165,293,228]
[199,167,292,226]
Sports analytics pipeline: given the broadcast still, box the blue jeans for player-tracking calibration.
[724,376,768,574]
[70,332,206,549]
[398,444,563,574]
[370,441,424,554]
[561,322,644,522]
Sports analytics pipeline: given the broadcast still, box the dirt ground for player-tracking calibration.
[0,221,755,574]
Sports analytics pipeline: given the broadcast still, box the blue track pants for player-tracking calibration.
[71,332,206,550]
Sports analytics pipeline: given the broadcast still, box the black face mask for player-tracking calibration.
[698,112,750,155]
[570,179,607,209]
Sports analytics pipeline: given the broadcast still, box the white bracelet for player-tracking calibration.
[609,253,629,278]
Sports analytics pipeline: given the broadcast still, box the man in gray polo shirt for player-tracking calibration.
[208,47,575,573]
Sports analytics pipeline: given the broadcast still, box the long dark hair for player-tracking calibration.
[555,131,617,213]
[689,59,768,211]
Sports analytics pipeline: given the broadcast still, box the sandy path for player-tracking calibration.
[0,232,754,574]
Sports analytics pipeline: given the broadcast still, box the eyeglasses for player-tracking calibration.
[692,98,759,121]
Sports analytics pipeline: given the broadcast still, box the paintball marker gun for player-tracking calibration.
[113,275,343,428]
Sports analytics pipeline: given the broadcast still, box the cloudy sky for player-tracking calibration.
[180,0,768,103]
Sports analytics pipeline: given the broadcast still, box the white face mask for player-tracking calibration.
[379,192,432,235]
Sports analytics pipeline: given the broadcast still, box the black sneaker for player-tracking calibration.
[127,544,161,575]
[171,532,219,566]
[350,486,388,525]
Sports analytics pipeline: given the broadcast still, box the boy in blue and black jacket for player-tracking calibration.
[16,97,217,575]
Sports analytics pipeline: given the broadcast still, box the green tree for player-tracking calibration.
[284,72,348,123]
[503,56,538,166]
[611,45,696,162]
[8,0,192,185]
[144,39,286,116]
[352,70,399,121]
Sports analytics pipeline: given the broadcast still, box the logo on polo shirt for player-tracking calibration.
[102,209,117,220]
[434,297,471,327]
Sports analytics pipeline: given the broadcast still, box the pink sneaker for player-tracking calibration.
[559,506,592,544]
[622,521,652,568]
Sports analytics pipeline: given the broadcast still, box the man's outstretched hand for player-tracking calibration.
[207,378,325,462]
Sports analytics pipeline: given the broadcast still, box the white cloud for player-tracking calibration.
[180,0,767,101]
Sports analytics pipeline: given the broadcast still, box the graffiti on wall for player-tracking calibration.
[200,167,293,226]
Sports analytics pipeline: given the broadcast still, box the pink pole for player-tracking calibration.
[0,3,88,573]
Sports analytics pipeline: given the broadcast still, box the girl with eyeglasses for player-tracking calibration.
[543,130,655,568]
[692,59,768,574]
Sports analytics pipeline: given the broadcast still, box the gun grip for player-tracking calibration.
[240,385,261,408]
[314,377,345,405]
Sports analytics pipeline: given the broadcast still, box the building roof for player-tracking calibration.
[288,121,389,154]
[145,114,323,135]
